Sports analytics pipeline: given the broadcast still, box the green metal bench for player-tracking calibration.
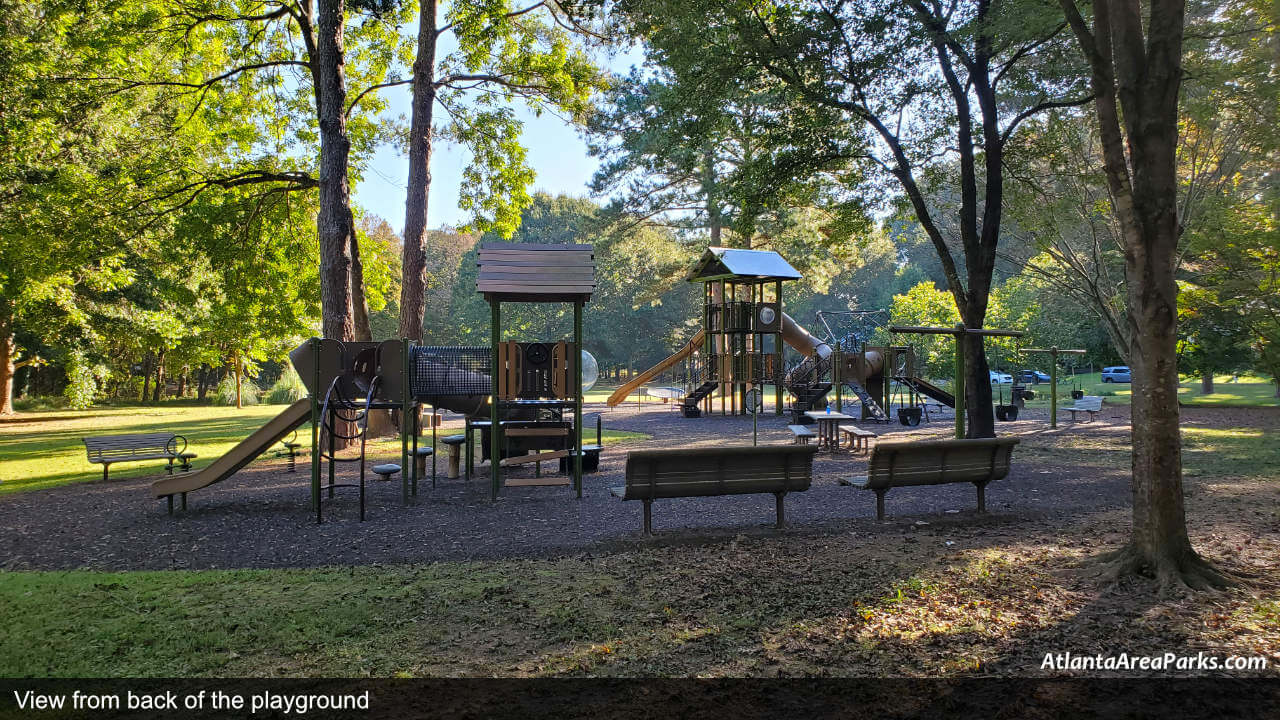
[611,445,818,533]
[82,433,188,482]
[841,437,1019,520]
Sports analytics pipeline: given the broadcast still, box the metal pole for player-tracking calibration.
[401,338,410,504]
[1049,347,1059,429]
[835,342,842,412]
[310,338,321,519]
[954,324,966,439]
[574,301,584,498]
[775,280,783,415]
[490,301,501,501]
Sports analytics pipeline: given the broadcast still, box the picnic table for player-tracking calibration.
[803,410,857,452]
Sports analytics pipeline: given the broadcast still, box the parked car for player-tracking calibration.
[989,370,1013,384]
[1017,369,1051,384]
[1101,366,1131,383]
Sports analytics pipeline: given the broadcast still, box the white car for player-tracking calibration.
[989,370,1012,384]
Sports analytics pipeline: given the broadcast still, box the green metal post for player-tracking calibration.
[775,281,783,415]
[401,338,410,504]
[1049,347,1059,429]
[834,342,842,412]
[491,301,501,501]
[574,301,584,498]
[310,338,321,519]
[954,325,966,439]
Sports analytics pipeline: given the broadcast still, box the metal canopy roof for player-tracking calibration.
[685,247,803,283]
[476,242,595,303]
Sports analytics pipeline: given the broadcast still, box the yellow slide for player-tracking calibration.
[606,329,705,407]
[605,312,835,408]
[151,399,311,498]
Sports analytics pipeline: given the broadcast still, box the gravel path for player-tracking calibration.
[0,400,1208,572]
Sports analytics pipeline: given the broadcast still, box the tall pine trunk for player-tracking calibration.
[316,0,357,343]
[399,0,439,342]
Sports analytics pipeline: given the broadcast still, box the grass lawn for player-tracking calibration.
[2,518,1276,677]
[0,404,647,496]
[957,372,1279,409]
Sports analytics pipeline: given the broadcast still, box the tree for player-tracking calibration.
[1059,0,1231,589]
[398,0,603,341]
[1176,284,1254,394]
[612,0,1093,438]
[588,61,870,286]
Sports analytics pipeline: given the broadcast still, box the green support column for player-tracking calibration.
[1049,347,1059,429]
[310,338,321,519]
[834,342,842,412]
[954,324,966,439]
[401,338,410,504]
[775,281,783,415]
[490,301,501,501]
[574,301,584,498]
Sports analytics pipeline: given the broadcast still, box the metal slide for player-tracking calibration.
[150,399,311,498]
[896,376,955,407]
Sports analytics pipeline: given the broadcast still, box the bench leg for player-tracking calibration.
[976,482,987,513]
[874,489,886,521]
[775,492,785,529]
[103,464,110,483]
[181,492,187,511]
[167,495,173,515]
[643,499,653,535]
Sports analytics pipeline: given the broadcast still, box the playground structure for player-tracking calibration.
[606,248,959,425]
[150,242,598,517]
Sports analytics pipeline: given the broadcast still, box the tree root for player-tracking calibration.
[1091,543,1243,595]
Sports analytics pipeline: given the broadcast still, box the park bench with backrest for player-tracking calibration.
[611,445,818,533]
[82,433,189,482]
[840,437,1019,520]
[1062,395,1102,422]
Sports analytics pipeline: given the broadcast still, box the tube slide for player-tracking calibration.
[608,312,853,408]
[151,399,311,498]
[780,312,832,360]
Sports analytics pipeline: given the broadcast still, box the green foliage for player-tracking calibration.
[264,365,307,405]
[62,350,109,410]
[889,283,960,379]
[213,375,258,407]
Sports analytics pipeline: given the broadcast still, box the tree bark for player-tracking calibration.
[233,352,242,409]
[140,354,152,403]
[152,351,165,403]
[351,228,373,341]
[316,0,357,342]
[0,327,14,416]
[1060,0,1230,589]
[399,0,439,342]
[1200,372,1213,394]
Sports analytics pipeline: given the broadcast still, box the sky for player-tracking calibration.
[353,46,647,234]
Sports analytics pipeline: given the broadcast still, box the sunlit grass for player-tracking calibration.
[0,404,648,495]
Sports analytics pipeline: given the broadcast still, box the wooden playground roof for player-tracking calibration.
[476,242,595,303]
[685,247,803,283]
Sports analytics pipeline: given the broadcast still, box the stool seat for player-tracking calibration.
[175,452,197,472]
[282,441,302,449]
[413,447,434,456]
[441,435,466,445]
[371,463,400,480]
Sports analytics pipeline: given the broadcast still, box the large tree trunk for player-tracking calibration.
[0,327,14,416]
[399,0,439,342]
[140,353,152,403]
[960,330,995,438]
[351,227,373,341]
[152,351,165,404]
[1061,0,1229,589]
[316,0,357,342]
[1200,372,1213,394]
